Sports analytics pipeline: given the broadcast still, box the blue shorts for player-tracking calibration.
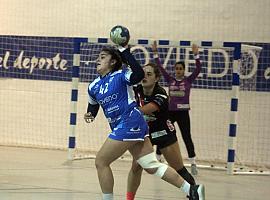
[109,108,149,141]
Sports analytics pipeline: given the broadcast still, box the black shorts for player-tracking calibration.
[149,130,178,149]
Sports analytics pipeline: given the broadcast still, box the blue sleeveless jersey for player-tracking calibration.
[88,68,148,141]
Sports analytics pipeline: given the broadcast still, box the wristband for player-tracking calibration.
[153,54,159,59]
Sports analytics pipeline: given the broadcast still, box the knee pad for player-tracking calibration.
[137,152,168,178]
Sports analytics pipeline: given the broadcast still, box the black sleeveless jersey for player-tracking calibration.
[133,84,176,136]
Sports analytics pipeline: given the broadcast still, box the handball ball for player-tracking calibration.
[110,25,130,46]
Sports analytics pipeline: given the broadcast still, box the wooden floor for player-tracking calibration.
[0,146,269,200]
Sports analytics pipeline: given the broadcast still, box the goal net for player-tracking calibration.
[74,42,236,160]
[74,41,270,172]
[0,36,269,173]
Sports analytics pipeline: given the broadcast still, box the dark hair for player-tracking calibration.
[101,46,122,72]
[175,61,185,69]
[144,62,161,79]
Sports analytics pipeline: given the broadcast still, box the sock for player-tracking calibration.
[177,167,196,185]
[126,192,135,200]
[189,157,196,165]
[102,193,113,200]
[180,180,190,195]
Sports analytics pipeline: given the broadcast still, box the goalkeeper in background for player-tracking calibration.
[152,41,201,175]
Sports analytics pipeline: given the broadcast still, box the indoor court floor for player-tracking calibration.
[0,146,269,200]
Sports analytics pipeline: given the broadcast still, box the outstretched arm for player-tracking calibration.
[152,41,174,83]
[187,44,202,82]
[119,46,145,84]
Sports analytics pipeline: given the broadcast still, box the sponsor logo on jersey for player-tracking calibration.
[169,90,185,97]
[94,84,99,90]
[151,130,167,139]
[166,119,175,132]
[98,93,118,105]
[129,127,141,132]
[107,105,119,113]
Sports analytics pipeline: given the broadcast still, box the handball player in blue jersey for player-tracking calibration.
[84,40,205,200]
[152,41,201,175]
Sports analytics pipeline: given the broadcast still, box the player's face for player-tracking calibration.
[175,63,185,78]
[96,51,115,76]
[142,65,158,88]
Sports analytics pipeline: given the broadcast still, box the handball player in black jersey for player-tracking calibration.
[126,62,196,200]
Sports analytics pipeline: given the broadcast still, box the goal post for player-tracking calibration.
[67,37,88,160]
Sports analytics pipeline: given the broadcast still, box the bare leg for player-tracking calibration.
[126,159,143,194]
[95,138,136,193]
[126,139,152,199]
[160,141,196,185]
[127,137,205,199]
[129,137,185,188]
[160,141,184,170]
